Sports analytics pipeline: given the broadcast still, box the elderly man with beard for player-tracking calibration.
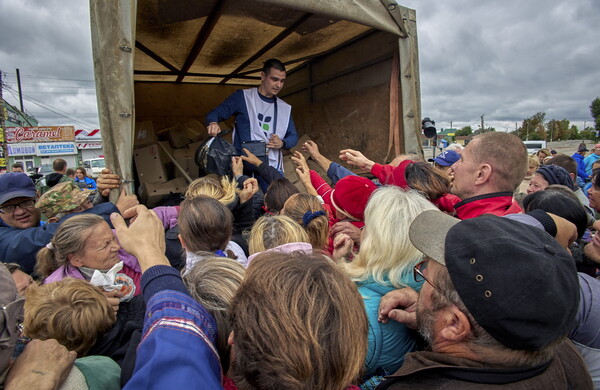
[375,210,591,389]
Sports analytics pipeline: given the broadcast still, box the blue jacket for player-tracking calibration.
[205,89,298,154]
[75,176,97,190]
[583,153,600,177]
[0,202,118,274]
[572,153,589,182]
[357,275,422,378]
[124,266,222,389]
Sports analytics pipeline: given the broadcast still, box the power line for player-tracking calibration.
[4,85,97,129]
[4,72,95,83]
[24,91,97,95]
[14,84,96,89]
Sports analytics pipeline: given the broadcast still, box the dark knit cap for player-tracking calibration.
[536,165,574,189]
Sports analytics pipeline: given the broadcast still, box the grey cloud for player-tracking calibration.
[403,0,599,130]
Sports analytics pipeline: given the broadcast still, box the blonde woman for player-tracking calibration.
[247,215,311,264]
[342,186,437,382]
[281,193,329,250]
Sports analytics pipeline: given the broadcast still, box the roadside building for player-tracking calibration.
[5,126,78,172]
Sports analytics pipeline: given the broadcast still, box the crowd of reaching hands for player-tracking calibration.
[2,134,600,389]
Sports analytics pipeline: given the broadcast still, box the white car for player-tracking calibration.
[83,158,105,178]
[522,140,547,154]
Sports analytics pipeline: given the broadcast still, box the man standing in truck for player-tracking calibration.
[205,58,298,174]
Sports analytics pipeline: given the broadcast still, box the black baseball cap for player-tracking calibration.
[409,210,579,351]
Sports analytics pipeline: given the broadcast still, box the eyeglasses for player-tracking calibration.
[413,260,441,293]
[0,199,36,214]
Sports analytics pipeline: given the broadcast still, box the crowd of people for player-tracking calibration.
[1,132,600,390]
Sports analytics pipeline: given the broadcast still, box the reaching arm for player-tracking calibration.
[204,89,245,130]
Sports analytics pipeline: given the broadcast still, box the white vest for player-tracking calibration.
[241,88,291,171]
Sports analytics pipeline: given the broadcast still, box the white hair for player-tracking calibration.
[342,186,437,287]
[446,143,464,153]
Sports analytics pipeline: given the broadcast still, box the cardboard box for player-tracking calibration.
[185,119,207,142]
[140,177,189,208]
[173,147,199,180]
[157,141,172,167]
[133,144,167,184]
[134,121,157,148]
[188,141,203,153]
[162,124,190,149]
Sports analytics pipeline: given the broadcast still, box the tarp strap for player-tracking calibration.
[386,51,401,162]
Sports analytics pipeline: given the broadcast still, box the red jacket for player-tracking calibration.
[433,193,461,214]
[454,192,522,220]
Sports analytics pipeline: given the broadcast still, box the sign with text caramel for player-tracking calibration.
[5,126,75,143]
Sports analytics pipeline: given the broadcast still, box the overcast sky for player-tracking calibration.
[1,0,598,132]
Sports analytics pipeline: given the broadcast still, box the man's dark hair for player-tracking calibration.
[262,59,286,74]
[264,179,299,214]
[546,154,577,178]
[11,163,23,170]
[53,158,67,172]
[523,188,588,240]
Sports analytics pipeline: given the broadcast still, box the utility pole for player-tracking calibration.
[16,68,24,112]
[481,114,485,132]
[450,121,453,130]
[0,70,7,171]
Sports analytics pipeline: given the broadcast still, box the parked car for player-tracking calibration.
[83,158,105,179]
[523,140,547,154]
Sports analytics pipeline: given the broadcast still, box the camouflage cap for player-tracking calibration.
[35,181,93,218]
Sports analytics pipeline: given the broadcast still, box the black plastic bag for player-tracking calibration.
[194,132,237,176]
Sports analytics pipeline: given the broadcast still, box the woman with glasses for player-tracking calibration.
[340,186,437,387]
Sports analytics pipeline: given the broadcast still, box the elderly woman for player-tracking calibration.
[35,214,141,301]
[527,165,574,194]
[341,186,437,384]
[183,257,245,377]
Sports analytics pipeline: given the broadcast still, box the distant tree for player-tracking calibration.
[517,112,546,140]
[455,126,473,136]
[580,129,596,140]
[591,97,600,132]
[567,125,579,140]
[546,119,570,141]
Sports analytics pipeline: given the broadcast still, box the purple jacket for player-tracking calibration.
[43,206,176,285]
